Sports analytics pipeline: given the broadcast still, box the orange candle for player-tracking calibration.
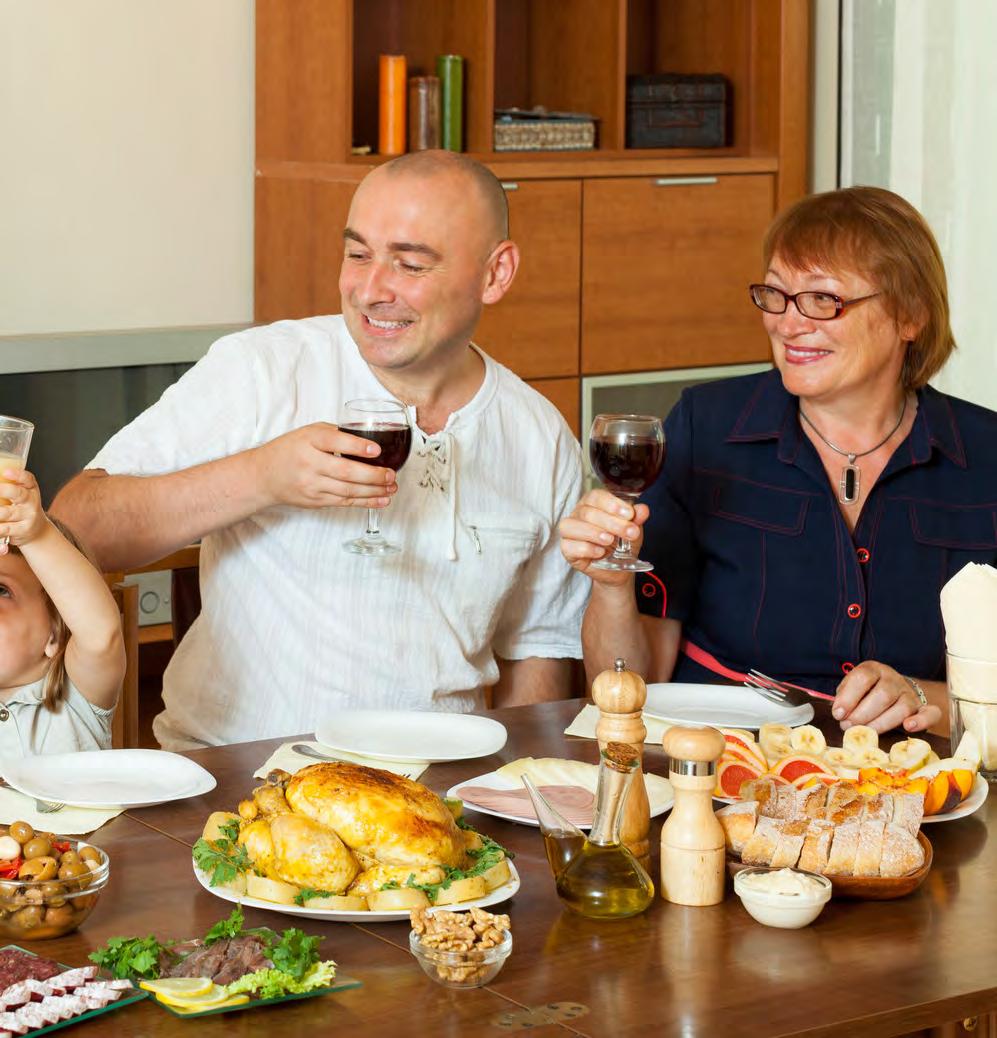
[379,54,407,155]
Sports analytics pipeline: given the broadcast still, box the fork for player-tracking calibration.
[35,798,65,814]
[744,669,836,705]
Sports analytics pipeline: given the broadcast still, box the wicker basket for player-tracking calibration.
[493,116,595,152]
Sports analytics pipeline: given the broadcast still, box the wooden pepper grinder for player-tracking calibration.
[592,657,650,870]
[659,725,727,906]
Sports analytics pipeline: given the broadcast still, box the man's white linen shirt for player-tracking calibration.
[88,316,588,748]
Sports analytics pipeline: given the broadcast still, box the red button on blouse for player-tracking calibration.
[847,603,862,619]
[856,547,870,564]
[841,661,855,674]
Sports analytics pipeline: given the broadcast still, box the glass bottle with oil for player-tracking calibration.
[523,742,654,919]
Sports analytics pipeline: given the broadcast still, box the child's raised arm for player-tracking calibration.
[0,467,125,710]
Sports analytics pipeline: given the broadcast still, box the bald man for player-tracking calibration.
[51,151,588,749]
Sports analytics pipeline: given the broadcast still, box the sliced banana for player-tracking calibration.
[842,724,879,755]
[888,737,932,772]
[822,747,856,775]
[856,747,890,768]
[759,723,793,763]
[789,724,827,756]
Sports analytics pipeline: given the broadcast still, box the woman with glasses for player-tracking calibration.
[560,186,997,735]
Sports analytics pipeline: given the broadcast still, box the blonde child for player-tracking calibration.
[0,466,125,757]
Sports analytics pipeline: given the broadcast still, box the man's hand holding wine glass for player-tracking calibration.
[253,422,399,511]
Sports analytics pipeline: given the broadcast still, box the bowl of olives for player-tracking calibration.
[0,820,109,940]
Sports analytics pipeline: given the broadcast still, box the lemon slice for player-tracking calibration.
[167,993,251,1014]
[139,976,214,998]
[154,984,237,1008]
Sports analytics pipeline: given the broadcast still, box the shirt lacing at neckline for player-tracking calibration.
[410,407,460,561]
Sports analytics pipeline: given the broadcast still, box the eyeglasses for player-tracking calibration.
[748,284,880,321]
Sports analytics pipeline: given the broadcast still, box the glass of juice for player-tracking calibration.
[0,415,34,549]
[588,413,664,573]
[339,399,412,556]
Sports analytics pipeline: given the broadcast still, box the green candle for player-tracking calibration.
[436,54,463,152]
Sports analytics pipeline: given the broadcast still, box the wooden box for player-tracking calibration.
[626,74,729,149]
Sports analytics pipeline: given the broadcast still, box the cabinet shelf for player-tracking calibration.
[255,0,811,429]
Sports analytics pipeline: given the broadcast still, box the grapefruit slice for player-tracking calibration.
[720,729,768,770]
[716,756,764,799]
[770,753,835,785]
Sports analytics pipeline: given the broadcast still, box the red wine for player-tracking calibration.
[341,422,412,471]
[590,436,664,495]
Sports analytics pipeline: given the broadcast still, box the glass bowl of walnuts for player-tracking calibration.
[0,821,109,940]
[409,906,512,989]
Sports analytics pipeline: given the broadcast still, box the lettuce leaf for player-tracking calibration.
[224,959,337,1001]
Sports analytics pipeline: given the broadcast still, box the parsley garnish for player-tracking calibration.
[89,935,171,980]
[269,927,323,981]
[204,906,245,945]
[403,829,512,902]
[293,887,335,906]
[191,819,252,887]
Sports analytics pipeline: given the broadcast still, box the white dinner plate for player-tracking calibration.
[315,711,507,763]
[1,749,216,808]
[920,773,989,824]
[643,682,814,730]
[192,860,520,923]
[448,768,674,829]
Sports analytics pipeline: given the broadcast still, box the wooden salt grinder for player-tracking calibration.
[659,725,727,906]
[592,657,650,870]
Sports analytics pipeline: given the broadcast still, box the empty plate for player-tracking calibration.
[1,749,216,808]
[315,711,507,763]
[643,682,814,730]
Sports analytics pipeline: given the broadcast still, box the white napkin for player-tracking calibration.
[564,703,673,746]
[253,741,429,782]
[0,786,122,835]
[941,562,997,662]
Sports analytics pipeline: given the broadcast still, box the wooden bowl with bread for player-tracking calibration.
[719,776,932,900]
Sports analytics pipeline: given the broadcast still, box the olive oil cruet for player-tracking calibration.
[523,742,655,919]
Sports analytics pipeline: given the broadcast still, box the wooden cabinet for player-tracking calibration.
[526,377,580,436]
[581,174,775,373]
[255,0,812,429]
[475,180,580,380]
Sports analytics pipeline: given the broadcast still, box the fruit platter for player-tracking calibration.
[713,724,985,820]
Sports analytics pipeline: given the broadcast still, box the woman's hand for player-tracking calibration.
[833,661,941,734]
[0,469,48,552]
[558,489,649,587]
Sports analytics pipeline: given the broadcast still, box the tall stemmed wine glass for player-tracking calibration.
[588,413,665,572]
[340,398,412,556]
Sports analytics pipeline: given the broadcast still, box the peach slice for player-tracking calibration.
[923,771,962,815]
[951,768,975,801]
[901,776,929,798]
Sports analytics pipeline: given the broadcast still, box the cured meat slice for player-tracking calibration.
[456,784,595,826]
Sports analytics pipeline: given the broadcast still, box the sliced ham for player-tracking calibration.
[456,784,595,826]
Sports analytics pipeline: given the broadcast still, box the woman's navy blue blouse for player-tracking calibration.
[636,370,997,694]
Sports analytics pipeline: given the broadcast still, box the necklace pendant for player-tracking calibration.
[839,462,860,504]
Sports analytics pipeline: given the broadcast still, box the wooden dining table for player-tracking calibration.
[23,699,997,1038]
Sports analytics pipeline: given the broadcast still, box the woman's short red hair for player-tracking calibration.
[762,186,955,388]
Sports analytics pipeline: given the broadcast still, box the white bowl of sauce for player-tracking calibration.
[733,867,832,929]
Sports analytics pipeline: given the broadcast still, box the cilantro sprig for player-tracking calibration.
[293,887,335,906]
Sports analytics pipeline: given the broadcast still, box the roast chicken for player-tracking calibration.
[236,762,466,895]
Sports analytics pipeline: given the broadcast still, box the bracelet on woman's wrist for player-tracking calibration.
[903,675,928,707]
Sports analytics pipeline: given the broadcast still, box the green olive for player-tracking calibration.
[57,861,91,889]
[10,904,44,931]
[56,849,80,868]
[78,846,101,865]
[19,856,58,882]
[40,881,67,906]
[43,904,75,928]
[22,837,52,861]
[8,821,34,844]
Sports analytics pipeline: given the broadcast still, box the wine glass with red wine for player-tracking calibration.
[588,413,665,572]
[340,398,412,556]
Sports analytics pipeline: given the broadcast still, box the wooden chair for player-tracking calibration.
[105,545,201,748]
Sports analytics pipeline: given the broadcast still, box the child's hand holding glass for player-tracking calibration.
[0,467,49,552]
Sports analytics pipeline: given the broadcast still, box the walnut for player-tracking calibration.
[410,907,510,984]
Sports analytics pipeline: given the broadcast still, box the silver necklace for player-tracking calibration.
[799,395,907,505]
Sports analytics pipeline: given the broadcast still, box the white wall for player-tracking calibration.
[0,0,255,336]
